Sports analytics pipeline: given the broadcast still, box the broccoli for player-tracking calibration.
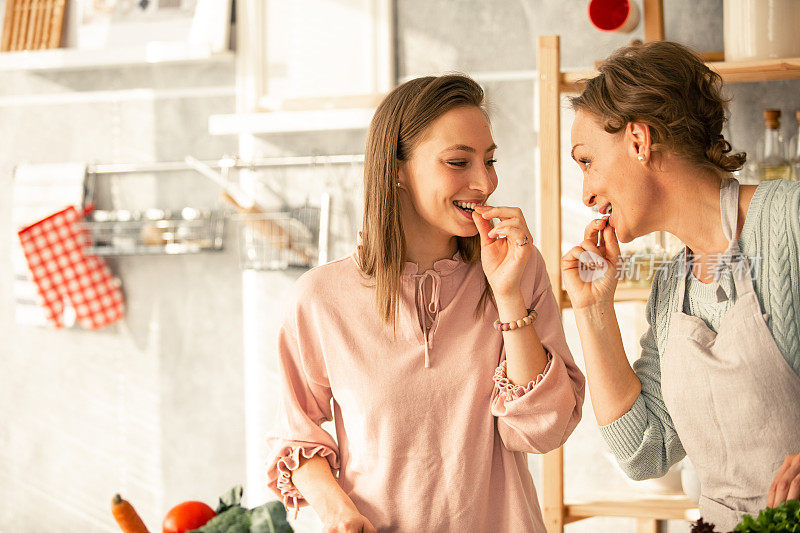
[188,506,250,533]
[188,486,292,533]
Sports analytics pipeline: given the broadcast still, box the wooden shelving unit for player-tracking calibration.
[537,30,699,532]
[560,56,800,92]
[565,493,700,524]
[536,3,800,531]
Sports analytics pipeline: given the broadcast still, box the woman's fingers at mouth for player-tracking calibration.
[487,220,516,237]
[490,227,527,245]
[584,217,608,242]
[473,205,523,223]
[601,223,621,259]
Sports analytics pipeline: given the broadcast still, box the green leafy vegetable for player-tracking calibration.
[733,499,800,533]
[188,486,292,533]
[215,486,244,515]
[250,502,292,533]
[692,500,800,533]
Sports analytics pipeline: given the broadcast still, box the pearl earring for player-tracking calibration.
[637,154,645,162]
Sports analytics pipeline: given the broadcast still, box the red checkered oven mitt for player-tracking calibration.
[17,206,124,329]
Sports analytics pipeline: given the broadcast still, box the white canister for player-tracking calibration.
[724,0,800,61]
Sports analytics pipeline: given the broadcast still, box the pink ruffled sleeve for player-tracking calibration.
[266,324,340,517]
[492,356,552,401]
[490,247,586,454]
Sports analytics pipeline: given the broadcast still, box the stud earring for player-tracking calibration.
[396,182,402,188]
[637,154,645,162]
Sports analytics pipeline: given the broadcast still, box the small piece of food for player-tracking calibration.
[163,501,217,533]
[111,493,150,533]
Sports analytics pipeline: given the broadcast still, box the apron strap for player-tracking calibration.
[720,179,740,243]
[676,178,755,307]
[719,179,757,298]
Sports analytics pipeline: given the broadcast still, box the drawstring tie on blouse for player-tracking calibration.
[416,270,442,369]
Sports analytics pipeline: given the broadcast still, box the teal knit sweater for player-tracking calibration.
[600,179,800,481]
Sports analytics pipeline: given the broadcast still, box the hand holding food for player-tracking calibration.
[471,204,533,297]
[561,216,620,309]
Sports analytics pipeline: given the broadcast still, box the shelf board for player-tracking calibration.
[560,56,800,93]
[708,56,800,83]
[0,42,233,72]
[209,108,375,135]
[565,493,699,523]
[560,68,599,93]
[559,287,651,309]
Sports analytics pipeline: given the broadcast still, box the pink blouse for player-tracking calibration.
[266,245,585,532]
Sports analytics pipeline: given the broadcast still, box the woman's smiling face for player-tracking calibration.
[398,105,499,238]
[570,110,659,243]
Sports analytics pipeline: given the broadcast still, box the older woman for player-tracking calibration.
[562,41,800,530]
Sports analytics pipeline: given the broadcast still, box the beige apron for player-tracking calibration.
[661,179,800,531]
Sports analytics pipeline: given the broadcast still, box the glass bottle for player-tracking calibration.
[756,109,792,181]
[788,110,800,181]
[722,121,756,185]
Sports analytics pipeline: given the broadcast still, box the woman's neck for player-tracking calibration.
[404,237,459,273]
[402,221,459,274]
[659,164,731,258]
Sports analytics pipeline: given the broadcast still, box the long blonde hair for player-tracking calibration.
[356,74,495,332]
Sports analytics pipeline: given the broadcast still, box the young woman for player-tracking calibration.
[266,74,585,532]
[562,41,800,530]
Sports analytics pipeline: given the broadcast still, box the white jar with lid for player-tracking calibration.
[724,0,800,61]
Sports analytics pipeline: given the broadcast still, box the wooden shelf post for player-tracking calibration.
[537,34,566,533]
[537,35,562,294]
[643,0,665,42]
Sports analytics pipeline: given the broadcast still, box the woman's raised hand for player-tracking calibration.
[561,218,621,309]
[471,205,533,298]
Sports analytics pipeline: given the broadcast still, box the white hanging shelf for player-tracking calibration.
[208,107,375,135]
[0,42,234,72]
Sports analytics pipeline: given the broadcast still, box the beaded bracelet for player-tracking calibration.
[493,308,538,332]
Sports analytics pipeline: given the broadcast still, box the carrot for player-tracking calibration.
[111,493,150,533]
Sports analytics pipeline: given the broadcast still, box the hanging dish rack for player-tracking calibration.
[185,154,352,271]
[76,154,359,260]
[231,194,330,271]
[79,206,225,256]
[77,162,226,256]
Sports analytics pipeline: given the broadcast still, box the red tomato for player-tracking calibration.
[162,501,216,533]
